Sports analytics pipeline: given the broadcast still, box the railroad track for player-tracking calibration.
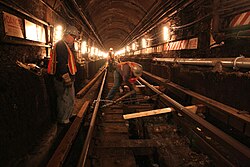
[46,67,250,167]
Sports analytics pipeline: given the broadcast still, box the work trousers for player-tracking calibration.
[54,78,75,123]
[106,70,122,100]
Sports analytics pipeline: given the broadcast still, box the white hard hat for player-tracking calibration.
[65,26,79,37]
[130,62,143,77]
[109,48,113,51]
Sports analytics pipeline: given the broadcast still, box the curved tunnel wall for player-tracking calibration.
[0,0,250,165]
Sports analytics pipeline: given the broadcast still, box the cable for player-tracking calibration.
[233,55,245,70]
[172,13,211,29]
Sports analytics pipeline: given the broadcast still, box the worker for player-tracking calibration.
[47,25,79,125]
[106,61,143,100]
[107,48,118,72]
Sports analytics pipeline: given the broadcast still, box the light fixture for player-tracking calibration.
[132,43,136,50]
[142,38,147,48]
[163,26,170,41]
[54,25,63,43]
[81,41,87,54]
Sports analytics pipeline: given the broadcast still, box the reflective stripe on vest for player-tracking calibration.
[47,47,56,75]
[64,42,77,75]
[47,41,77,75]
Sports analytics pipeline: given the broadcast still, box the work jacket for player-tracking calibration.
[116,62,138,86]
[47,40,77,77]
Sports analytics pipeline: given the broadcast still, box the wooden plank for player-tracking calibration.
[47,101,89,167]
[123,108,174,119]
[77,101,90,118]
[123,105,199,120]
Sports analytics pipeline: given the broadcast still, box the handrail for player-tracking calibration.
[153,57,250,69]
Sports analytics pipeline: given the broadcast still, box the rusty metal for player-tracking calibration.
[101,90,136,108]
[143,71,250,134]
[48,69,250,167]
[47,101,90,167]
[77,66,106,98]
[77,69,107,167]
[110,104,154,110]
[140,75,250,166]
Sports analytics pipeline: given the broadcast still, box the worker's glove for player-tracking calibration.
[129,77,137,84]
[133,84,140,92]
[62,73,72,87]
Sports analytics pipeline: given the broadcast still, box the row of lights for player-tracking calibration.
[116,26,171,55]
[54,25,171,57]
[54,25,108,58]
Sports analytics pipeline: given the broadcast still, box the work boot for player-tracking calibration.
[69,114,77,122]
[57,119,71,126]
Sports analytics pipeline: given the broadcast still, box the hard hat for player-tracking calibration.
[130,62,143,77]
[65,26,79,37]
[109,48,113,51]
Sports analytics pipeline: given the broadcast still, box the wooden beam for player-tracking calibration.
[47,101,89,167]
[123,105,200,120]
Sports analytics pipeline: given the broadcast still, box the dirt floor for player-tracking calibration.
[141,114,212,167]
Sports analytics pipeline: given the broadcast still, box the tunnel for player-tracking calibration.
[0,0,250,167]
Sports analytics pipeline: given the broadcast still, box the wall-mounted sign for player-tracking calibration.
[163,38,198,51]
[3,12,24,38]
[188,38,198,49]
[229,12,250,28]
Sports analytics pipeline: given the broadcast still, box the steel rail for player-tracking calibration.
[76,66,106,98]
[142,71,250,122]
[77,69,107,167]
[46,66,106,167]
[139,77,250,166]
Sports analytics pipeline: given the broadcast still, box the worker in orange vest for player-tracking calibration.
[107,48,117,72]
[47,25,79,125]
[106,61,143,100]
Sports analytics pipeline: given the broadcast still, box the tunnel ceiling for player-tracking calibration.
[73,0,159,51]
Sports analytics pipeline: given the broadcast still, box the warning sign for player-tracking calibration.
[3,12,24,38]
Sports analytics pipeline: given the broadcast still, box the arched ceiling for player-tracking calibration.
[74,0,159,51]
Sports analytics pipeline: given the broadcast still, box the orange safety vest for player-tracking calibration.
[47,41,77,75]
